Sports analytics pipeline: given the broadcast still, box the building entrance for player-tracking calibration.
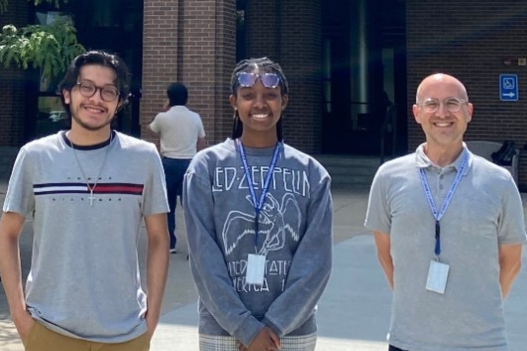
[321,0,407,156]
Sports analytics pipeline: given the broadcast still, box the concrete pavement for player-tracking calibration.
[1,183,527,350]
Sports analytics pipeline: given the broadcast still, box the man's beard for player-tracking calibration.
[70,111,116,131]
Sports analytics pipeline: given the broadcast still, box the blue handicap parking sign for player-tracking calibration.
[499,74,519,101]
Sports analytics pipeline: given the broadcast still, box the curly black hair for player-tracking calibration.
[58,50,131,119]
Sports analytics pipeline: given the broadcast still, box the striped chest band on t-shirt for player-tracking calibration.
[33,182,144,196]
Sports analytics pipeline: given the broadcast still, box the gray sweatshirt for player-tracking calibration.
[183,139,333,346]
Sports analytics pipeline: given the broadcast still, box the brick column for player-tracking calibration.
[246,0,280,60]
[141,0,236,145]
[141,0,180,143]
[0,0,30,146]
[246,0,323,153]
[181,0,236,144]
[280,0,322,153]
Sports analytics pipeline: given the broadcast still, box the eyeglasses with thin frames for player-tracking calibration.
[76,81,120,102]
[417,98,469,113]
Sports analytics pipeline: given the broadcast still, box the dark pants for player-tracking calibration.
[389,345,407,351]
[162,157,191,250]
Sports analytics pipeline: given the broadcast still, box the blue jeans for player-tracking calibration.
[162,157,191,250]
[389,346,407,351]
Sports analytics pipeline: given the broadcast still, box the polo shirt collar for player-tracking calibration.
[415,142,471,176]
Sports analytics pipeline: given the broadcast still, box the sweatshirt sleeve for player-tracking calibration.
[262,175,333,336]
[183,169,265,346]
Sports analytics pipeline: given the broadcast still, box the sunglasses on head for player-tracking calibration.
[236,72,281,89]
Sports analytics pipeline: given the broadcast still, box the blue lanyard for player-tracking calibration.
[418,152,468,257]
[237,139,281,250]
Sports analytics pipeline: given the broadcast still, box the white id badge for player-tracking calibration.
[246,254,266,285]
[426,260,450,294]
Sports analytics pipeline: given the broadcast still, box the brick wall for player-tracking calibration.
[141,0,180,144]
[246,0,322,154]
[246,0,280,59]
[212,0,237,142]
[0,0,30,146]
[6,0,527,189]
[141,0,236,146]
[407,0,527,187]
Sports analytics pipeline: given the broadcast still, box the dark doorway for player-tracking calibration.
[321,0,407,156]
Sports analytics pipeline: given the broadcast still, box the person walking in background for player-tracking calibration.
[183,57,333,351]
[150,83,206,254]
[0,50,169,351]
[365,73,526,351]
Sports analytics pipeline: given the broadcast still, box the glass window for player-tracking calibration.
[33,9,72,137]
[35,96,68,139]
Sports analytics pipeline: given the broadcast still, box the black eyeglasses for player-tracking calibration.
[236,72,281,89]
[75,81,120,102]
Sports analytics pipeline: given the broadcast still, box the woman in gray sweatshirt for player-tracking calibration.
[183,57,333,351]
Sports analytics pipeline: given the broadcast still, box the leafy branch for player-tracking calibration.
[0,17,84,78]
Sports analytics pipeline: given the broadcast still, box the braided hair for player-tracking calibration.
[230,57,289,141]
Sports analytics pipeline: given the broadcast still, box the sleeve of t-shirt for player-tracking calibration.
[141,144,169,216]
[183,158,264,347]
[3,146,35,217]
[197,114,206,138]
[497,175,527,245]
[364,165,391,234]
[149,113,162,134]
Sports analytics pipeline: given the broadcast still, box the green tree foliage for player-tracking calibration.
[0,0,84,78]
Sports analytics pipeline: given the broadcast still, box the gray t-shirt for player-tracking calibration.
[365,144,526,351]
[3,131,169,343]
[183,139,333,346]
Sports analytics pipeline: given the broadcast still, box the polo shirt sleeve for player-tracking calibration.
[497,176,527,245]
[364,165,392,234]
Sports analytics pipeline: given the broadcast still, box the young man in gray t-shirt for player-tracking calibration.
[0,51,169,350]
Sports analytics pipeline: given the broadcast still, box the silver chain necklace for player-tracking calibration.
[70,132,113,206]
